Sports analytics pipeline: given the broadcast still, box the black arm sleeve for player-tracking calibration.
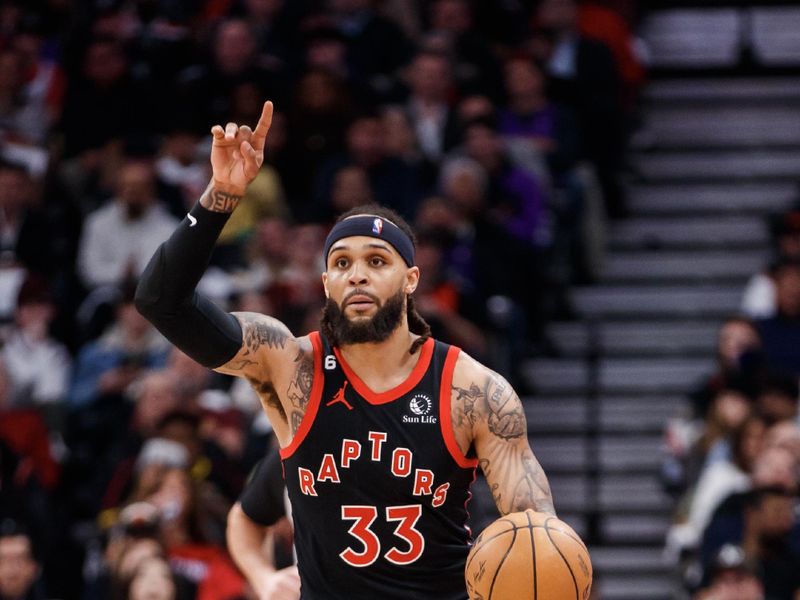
[134,201,243,368]
[239,448,286,527]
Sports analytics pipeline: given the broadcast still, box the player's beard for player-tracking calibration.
[321,288,406,346]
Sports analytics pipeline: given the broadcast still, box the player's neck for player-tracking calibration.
[338,323,421,392]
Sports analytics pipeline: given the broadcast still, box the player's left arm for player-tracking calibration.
[451,353,556,516]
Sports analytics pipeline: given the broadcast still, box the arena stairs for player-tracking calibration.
[518,4,800,598]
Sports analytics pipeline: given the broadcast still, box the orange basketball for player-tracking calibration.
[465,510,593,600]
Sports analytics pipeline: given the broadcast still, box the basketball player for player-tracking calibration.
[135,101,556,599]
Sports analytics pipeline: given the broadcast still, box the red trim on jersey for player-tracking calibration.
[333,337,435,405]
[280,332,324,459]
[440,346,479,469]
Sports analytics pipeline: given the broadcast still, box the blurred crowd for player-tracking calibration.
[0,0,643,598]
[664,202,800,599]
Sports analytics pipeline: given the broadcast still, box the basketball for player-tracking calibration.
[465,510,593,600]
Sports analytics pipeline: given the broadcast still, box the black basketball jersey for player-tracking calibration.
[281,332,478,600]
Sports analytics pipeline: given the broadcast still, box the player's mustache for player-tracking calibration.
[343,289,381,306]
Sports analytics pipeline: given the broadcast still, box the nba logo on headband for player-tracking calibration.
[372,218,383,235]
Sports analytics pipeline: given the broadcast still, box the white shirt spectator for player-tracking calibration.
[78,201,178,289]
[2,328,71,405]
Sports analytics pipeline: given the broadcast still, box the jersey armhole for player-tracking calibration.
[279,331,324,460]
[439,346,479,469]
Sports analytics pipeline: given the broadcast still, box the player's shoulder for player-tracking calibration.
[451,350,507,390]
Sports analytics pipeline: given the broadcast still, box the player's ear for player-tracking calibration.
[322,272,329,298]
[405,266,419,295]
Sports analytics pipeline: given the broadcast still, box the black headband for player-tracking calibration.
[323,215,415,267]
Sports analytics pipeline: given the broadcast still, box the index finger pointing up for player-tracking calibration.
[250,100,274,152]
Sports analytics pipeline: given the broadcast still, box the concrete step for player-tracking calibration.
[547,321,721,357]
[524,395,689,434]
[634,150,800,182]
[599,436,664,472]
[608,216,768,250]
[634,106,800,148]
[628,182,797,215]
[641,9,740,69]
[590,546,672,574]
[599,475,673,511]
[643,77,800,104]
[752,7,800,67]
[570,285,742,319]
[529,435,588,472]
[598,575,674,600]
[601,514,672,544]
[601,249,766,283]
[522,357,714,395]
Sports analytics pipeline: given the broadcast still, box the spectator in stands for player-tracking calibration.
[689,317,764,419]
[413,233,487,358]
[701,485,800,599]
[742,210,800,319]
[756,257,800,377]
[77,158,178,291]
[754,374,798,426]
[402,50,461,172]
[694,544,764,600]
[174,18,287,133]
[529,0,626,218]
[1,272,70,412]
[664,388,751,498]
[144,466,246,600]
[426,0,504,100]
[314,112,421,222]
[281,68,352,215]
[462,115,549,246]
[666,415,766,557]
[0,160,60,318]
[0,519,46,600]
[0,357,59,493]
[68,283,170,409]
[327,0,412,102]
[60,37,153,160]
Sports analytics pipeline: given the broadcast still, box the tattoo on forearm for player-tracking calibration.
[207,189,242,213]
[287,351,313,410]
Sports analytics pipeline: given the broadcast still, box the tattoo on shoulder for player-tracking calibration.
[485,374,526,440]
[452,373,525,440]
[242,317,289,353]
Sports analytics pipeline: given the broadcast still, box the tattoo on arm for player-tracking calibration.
[205,189,243,213]
[458,372,555,516]
[287,351,313,411]
[243,318,289,353]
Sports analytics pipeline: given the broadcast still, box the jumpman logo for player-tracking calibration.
[326,381,353,411]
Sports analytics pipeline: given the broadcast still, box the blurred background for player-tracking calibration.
[0,0,799,598]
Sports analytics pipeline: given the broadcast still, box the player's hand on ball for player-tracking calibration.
[210,100,273,196]
[254,565,300,600]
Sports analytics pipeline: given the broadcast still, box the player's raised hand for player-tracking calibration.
[210,100,273,196]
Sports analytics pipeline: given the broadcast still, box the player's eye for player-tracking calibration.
[370,256,386,267]
[335,257,349,269]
